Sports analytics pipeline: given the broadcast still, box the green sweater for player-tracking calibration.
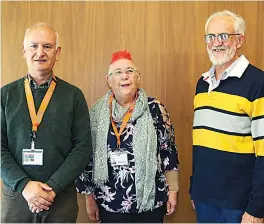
[1,76,92,195]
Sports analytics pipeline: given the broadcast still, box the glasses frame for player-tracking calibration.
[204,33,241,44]
[109,67,139,78]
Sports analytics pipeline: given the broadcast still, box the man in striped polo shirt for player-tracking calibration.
[190,10,264,223]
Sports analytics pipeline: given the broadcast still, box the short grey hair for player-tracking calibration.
[205,10,246,35]
[23,22,59,49]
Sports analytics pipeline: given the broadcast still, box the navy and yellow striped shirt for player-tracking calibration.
[190,56,264,218]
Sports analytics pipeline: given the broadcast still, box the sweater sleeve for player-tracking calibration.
[1,87,31,193]
[156,100,179,172]
[46,89,93,194]
[246,82,264,218]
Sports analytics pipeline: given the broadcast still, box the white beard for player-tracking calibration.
[207,46,236,66]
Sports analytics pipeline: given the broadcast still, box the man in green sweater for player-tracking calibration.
[1,22,92,222]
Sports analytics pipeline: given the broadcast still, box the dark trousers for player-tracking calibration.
[194,201,244,223]
[1,184,79,223]
[99,204,166,223]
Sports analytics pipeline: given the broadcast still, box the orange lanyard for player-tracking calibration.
[24,75,57,135]
[109,93,137,147]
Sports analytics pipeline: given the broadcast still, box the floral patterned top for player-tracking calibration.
[76,97,179,213]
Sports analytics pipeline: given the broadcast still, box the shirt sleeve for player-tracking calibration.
[246,81,264,218]
[76,154,95,195]
[154,99,179,171]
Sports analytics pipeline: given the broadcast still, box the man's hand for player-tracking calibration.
[22,181,55,213]
[241,212,264,223]
[166,191,178,215]
[85,194,100,222]
[28,189,56,213]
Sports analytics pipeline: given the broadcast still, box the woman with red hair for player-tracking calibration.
[76,50,179,223]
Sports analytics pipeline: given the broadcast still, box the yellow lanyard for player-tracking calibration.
[24,75,56,136]
[109,93,137,147]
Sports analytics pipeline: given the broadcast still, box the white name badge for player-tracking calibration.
[109,150,128,166]
[22,149,43,165]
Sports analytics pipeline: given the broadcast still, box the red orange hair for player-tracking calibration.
[110,50,133,64]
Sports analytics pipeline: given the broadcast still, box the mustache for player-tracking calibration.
[210,47,228,51]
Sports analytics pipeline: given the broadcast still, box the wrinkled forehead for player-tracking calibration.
[207,16,235,34]
[24,27,57,45]
[111,59,137,71]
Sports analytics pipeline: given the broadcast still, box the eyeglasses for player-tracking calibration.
[109,67,138,77]
[204,33,241,44]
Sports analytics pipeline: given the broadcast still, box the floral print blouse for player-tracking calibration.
[76,97,179,213]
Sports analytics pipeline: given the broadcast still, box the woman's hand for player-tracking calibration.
[166,191,178,215]
[85,194,100,222]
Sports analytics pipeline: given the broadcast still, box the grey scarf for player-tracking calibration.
[90,89,158,212]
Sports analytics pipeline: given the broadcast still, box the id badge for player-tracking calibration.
[22,149,43,165]
[109,149,128,166]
